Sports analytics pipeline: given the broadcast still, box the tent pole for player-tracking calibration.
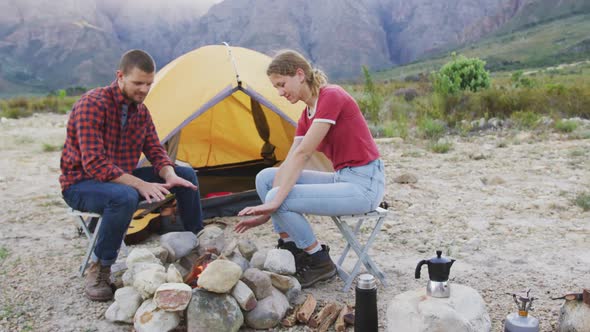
[223,42,242,86]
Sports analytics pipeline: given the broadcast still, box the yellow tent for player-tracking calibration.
[144,44,331,217]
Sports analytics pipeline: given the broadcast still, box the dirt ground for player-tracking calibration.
[0,113,588,332]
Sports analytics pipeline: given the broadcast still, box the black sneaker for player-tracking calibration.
[295,245,337,288]
[277,239,306,266]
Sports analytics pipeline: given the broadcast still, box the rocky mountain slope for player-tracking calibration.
[0,0,587,95]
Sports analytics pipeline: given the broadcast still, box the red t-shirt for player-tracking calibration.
[295,85,379,170]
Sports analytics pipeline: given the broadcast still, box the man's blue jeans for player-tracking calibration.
[256,159,385,249]
[62,166,203,266]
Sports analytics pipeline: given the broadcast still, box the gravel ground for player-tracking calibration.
[0,113,588,332]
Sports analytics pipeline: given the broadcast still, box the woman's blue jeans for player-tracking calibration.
[256,159,385,249]
[62,166,203,266]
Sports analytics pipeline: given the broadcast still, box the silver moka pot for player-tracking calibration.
[415,250,456,298]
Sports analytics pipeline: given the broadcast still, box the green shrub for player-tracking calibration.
[0,247,8,260]
[433,54,490,95]
[382,120,409,139]
[510,110,541,129]
[554,119,578,133]
[574,192,590,211]
[428,141,453,153]
[511,70,536,88]
[42,143,61,152]
[358,66,383,123]
[418,118,446,139]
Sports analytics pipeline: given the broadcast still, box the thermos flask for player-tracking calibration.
[355,273,378,332]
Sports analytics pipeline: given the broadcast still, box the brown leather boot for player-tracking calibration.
[84,262,113,301]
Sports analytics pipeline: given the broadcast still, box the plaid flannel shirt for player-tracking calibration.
[59,81,174,191]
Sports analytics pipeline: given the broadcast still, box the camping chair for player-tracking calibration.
[330,207,389,292]
[69,209,114,277]
[69,196,174,277]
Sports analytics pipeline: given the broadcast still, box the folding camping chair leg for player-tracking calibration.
[331,207,389,292]
[69,209,103,277]
[80,216,102,277]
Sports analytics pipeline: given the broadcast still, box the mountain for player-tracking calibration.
[0,0,588,96]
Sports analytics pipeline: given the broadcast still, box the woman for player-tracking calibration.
[234,50,385,288]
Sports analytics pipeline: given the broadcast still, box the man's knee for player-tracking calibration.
[110,187,140,210]
[174,166,197,184]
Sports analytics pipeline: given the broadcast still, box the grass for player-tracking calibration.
[574,192,590,211]
[42,143,61,152]
[428,141,453,153]
[418,118,446,139]
[555,119,579,132]
[0,95,77,119]
[0,247,8,260]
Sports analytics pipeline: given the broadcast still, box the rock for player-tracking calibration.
[133,269,167,299]
[249,250,268,269]
[394,87,418,101]
[110,260,128,289]
[153,283,192,312]
[105,287,142,323]
[264,249,296,275]
[265,272,292,292]
[197,259,242,293]
[166,264,183,283]
[244,288,290,329]
[122,263,165,287]
[558,299,590,331]
[394,173,418,184]
[229,252,250,273]
[134,299,180,332]
[237,239,258,260]
[149,246,170,264]
[231,280,257,311]
[386,284,491,332]
[197,226,225,256]
[126,248,161,268]
[187,288,243,332]
[480,176,505,186]
[241,268,273,300]
[160,231,199,261]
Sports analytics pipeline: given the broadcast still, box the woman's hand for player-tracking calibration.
[234,214,271,233]
[238,201,280,217]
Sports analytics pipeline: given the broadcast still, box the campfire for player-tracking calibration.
[107,226,356,331]
[183,252,214,288]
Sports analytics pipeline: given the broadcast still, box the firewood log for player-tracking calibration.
[281,304,301,327]
[296,294,317,323]
[309,302,341,328]
[335,305,354,332]
[316,306,342,332]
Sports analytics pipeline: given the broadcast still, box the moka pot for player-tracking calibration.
[415,250,456,298]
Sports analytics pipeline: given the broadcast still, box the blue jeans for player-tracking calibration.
[62,166,203,265]
[256,159,385,249]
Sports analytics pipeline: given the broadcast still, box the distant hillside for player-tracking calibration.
[0,0,588,97]
[374,12,590,80]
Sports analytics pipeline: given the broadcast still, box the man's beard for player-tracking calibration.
[121,85,144,105]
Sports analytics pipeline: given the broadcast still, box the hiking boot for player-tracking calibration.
[295,245,337,288]
[277,239,306,266]
[84,262,113,301]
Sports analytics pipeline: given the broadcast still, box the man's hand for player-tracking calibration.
[163,173,198,191]
[136,181,170,203]
[234,214,271,233]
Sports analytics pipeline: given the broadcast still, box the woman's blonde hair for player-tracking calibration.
[267,49,328,97]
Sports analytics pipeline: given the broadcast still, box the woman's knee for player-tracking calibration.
[256,168,276,188]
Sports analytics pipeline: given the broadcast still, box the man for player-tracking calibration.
[60,49,203,301]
